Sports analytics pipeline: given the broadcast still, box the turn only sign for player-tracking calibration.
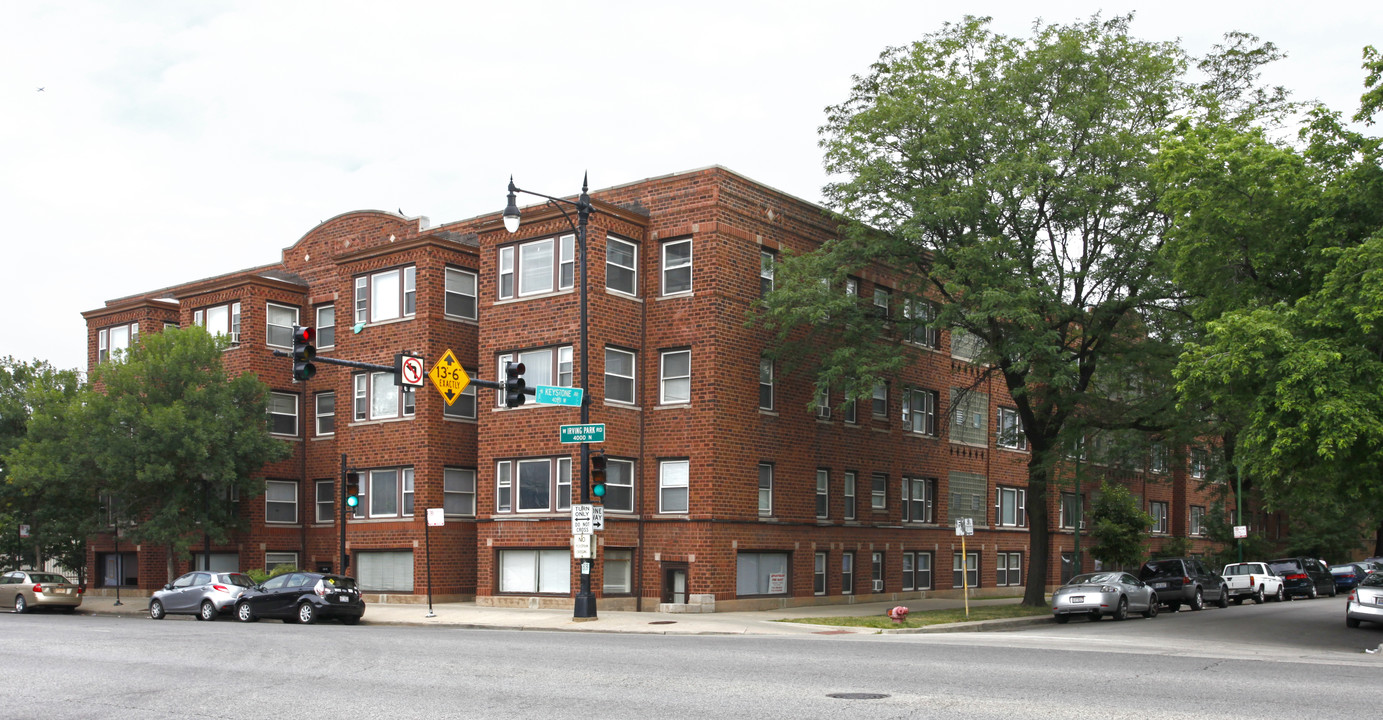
[428,349,471,405]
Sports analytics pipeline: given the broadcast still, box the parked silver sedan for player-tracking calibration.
[1052,572,1159,623]
[1345,569,1383,628]
[149,571,254,621]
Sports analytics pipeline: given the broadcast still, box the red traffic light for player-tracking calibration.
[294,325,315,344]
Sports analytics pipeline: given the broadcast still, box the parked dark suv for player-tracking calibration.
[234,572,365,625]
[1267,557,1336,599]
[1138,557,1229,611]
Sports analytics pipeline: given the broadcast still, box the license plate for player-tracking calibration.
[1154,582,1168,589]
[1069,596,1084,604]
[336,594,350,603]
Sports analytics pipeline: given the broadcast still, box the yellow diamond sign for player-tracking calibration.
[428,349,471,405]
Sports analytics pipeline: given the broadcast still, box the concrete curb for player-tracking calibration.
[880,614,1054,634]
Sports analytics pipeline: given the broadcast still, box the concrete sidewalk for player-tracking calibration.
[73,593,1047,635]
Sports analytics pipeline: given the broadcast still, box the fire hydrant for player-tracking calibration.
[888,605,910,623]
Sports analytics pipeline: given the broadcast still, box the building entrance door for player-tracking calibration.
[663,564,687,604]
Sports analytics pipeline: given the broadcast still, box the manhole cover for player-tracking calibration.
[648,620,677,625]
[827,693,889,700]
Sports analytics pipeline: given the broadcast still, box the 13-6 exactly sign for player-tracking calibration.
[559,424,606,443]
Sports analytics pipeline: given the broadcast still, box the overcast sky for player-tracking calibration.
[3,1,1378,372]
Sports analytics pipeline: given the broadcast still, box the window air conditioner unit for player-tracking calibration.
[872,579,884,592]
[816,405,831,420]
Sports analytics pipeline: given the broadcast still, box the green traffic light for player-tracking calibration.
[592,484,606,497]
[346,496,359,507]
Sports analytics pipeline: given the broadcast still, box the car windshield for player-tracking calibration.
[29,573,70,584]
[221,573,254,587]
[1362,573,1383,588]
[1068,573,1120,585]
[1139,561,1182,579]
[1268,560,1302,574]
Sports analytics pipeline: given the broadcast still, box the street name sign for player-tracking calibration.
[535,385,583,407]
[427,349,471,405]
[559,423,606,443]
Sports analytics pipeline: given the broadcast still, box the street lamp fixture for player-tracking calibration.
[503,173,599,621]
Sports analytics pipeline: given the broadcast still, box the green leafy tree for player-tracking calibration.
[1163,48,1383,555]
[759,15,1285,605]
[1088,483,1156,570]
[0,357,86,574]
[26,327,291,580]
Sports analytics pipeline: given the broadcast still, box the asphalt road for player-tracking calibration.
[1,593,1376,719]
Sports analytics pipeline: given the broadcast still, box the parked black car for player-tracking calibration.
[234,572,364,625]
[1137,557,1229,611]
[1267,557,1336,599]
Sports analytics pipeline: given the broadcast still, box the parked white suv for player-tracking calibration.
[1221,562,1286,604]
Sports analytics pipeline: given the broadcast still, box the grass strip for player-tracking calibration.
[777,603,1051,629]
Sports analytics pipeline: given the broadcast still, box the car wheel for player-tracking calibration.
[1054,614,1070,624]
[341,616,360,626]
[149,599,166,620]
[14,595,27,614]
[1309,584,1318,599]
[1253,586,1265,604]
[297,602,318,625]
[1216,586,1229,608]
[1274,586,1285,602]
[1112,597,1129,621]
[1190,588,1204,611]
[235,601,257,623]
[1347,616,1361,628]
[200,600,217,622]
[1142,597,1159,619]
[1329,584,1338,598]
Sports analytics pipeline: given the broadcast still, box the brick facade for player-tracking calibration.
[81,166,1253,610]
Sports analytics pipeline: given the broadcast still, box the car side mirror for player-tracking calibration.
[163,584,173,591]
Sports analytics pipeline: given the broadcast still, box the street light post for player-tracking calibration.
[503,174,599,620]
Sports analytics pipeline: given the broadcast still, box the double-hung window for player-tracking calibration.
[814,552,827,595]
[603,458,635,512]
[1150,501,1169,534]
[265,480,297,524]
[903,551,932,591]
[758,357,774,410]
[265,303,298,349]
[659,459,689,513]
[902,388,937,435]
[368,467,414,518]
[953,551,979,588]
[997,407,1027,450]
[841,552,855,595]
[355,266,416,324]
[814,384,831,420]
[996,552,1022,586]
[354,372,415,420]
[843,472,857,520]
[902,477,935,523]
[1060,492,1083,529]
[606,236,638,296]
[314,392,335,436]
[268,392,298,436]
[497,347,573,406]
[194,302,240,344]
[605,348,636,404]
[1190,505,1206,535]
[499,235,574,299]
[871,473,887,510]
[443,468,476,516]
[903,298,940,348]
[872,287,891,319]
[758,464,773,516]
[660,349,691,404]
[445,267,478,319]
[760,251,775,297]
[495,457,573,513]
[815,470,829,519]
[1190,449,1208,479]
[1150,443,1169,474]
[871,382,888,418]
[662,238,693,295]
[996,486,1026,527]
[316,305,335,348]
[442,384,476,419]
[314,479,334,524]
[98,322,140,363]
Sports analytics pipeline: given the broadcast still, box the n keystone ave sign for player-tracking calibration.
[427,349,471,405]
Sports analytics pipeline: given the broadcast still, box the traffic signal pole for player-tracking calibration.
[339,454,348,575]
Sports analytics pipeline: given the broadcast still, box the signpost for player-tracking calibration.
[427,349,471,405]
[535,385,584,407]
[560,424,606,444]
[423,508,444,618]
[956,517,974,618]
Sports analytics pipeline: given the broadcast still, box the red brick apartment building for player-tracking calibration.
[81,166,1244,611]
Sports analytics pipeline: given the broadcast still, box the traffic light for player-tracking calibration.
[590,452,608,500]
[291,325,316,381]
[344,472,362,510]
[504,361,526,408]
